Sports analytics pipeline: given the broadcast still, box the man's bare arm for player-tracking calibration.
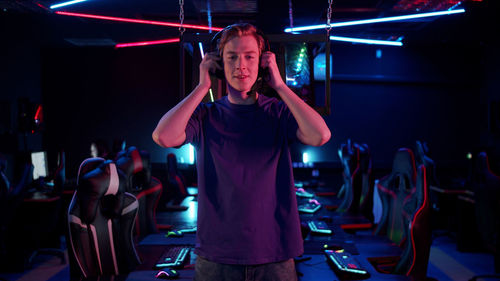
[152,53,221,148]
[260,51,331,146]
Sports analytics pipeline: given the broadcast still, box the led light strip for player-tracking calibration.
[330,35,403,46]
[50,0,88,9]
[115,38,180,48]
[55,11,224,31]
[285,9,465,32]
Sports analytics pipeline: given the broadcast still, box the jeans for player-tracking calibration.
[194,256,298,281]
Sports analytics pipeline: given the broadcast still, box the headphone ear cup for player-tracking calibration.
[210,32,226,80]
[214,57,225,80]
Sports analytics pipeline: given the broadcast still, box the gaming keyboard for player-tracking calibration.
[307,220,332,234]
[296,188,314,198]
[325,249,369,279]
[155,245,191,269]
[298,201,321,213]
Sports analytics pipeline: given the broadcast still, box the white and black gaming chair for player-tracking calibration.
[67,158,141,279]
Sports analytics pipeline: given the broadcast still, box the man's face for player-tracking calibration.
[222,35,260,93]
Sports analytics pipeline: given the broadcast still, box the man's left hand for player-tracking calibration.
[260,51,286,90]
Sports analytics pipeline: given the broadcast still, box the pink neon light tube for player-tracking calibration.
[55,11,224,31]
[115,38,180,48]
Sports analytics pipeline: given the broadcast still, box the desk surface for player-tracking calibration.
[125,187,411,281]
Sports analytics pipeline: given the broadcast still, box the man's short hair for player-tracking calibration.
[217,23,266,57]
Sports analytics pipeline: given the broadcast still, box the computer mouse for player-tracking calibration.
[156,268,179,279]
[323,244,344,251]
[166,230,183,237]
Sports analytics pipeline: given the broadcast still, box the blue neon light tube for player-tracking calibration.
[285,9,465,32]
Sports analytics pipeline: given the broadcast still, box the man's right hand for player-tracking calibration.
[199,52,222,88]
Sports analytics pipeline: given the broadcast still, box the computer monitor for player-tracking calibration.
[31,151,48,180]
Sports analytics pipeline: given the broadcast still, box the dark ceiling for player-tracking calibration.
[0,0,497,47]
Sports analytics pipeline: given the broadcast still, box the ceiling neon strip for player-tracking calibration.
[285,9,465,32]
[115,38,180,48]
[330,36,403,46]
[55,11,224,31]
[50,0,88,9]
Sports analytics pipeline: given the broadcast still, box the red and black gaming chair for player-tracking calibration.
[372,149,432,280]
[415,141,439,189]
[393,164,432,279]
[357,143,374,222]
[115,146,162,238]
[471,152,500,274]
[337,139,361,213]
[337,140,374,221]
[374,148,417,241]
[166,153,189,205]
[67,158,140,278]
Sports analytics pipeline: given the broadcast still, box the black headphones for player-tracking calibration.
[209,24,271,94]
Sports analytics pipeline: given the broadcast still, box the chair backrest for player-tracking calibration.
[374,148,417,242]
[357,143,373,221]
[337,139,361,213]
[472,152,500,254]
[415,140,439,188]
[394,164,432,279]
[115,146,151,193]
[67,158,140,278]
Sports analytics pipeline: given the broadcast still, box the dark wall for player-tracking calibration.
[42,45,180,177]
[291,43,484,168]
[1,13,44,181]
[2,10,498,179]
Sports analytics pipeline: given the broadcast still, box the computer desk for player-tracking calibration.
[124,188,411,281]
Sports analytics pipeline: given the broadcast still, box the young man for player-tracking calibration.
[153,23,331,280]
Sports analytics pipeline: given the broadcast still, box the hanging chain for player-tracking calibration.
[288,0,294,29]
[179,0,185,37]
[326,0,333,35]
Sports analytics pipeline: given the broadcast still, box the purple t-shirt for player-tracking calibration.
[184,95,304,265]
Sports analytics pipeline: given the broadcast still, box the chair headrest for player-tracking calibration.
[77,158,126,223]
[115,146,151,191]
[414,164,428,206]
[392,148,417,183]
[357,143,371,174]
[475,152,489,174]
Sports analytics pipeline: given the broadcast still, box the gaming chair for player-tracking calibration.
[166,153,189,205]
[415,141,439,189]
[393,164,432,279]
[67,158,140,278]
[371,149,432,279]
[374,148,417,242]
[337,140,373,221]
[337,139,361,213]
[472,152,500,273]
[115,146,162,238]
[358,143,374,221]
